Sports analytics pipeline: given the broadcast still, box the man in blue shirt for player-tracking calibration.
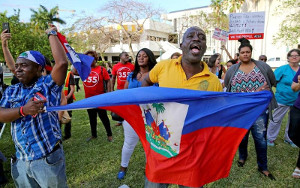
[0,25,68,187]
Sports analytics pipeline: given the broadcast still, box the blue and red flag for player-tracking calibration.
[57,32,93,81]
[47,87,272,187]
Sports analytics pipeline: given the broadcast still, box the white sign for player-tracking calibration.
[229,11,265,40]
[212,28,228,42]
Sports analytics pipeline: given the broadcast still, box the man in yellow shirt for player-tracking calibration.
[142,26,222,91]
[142,26,222,187]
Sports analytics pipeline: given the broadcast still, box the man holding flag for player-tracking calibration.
[0,25,68,187]
[142,26,222,187]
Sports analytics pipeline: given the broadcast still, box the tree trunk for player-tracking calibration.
[122,27,136,63]
[100,52,106,64]
[128,37,135,63]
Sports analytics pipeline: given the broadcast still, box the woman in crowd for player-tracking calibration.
[83,50,113,142]
[224,38,277,180]
[117,48,157,180]
[290,62,300,179]
[208,54,226,91]
[105,61,113,78]
[209,53,226,80]
[267,49,300,147]
[207,54,221,76]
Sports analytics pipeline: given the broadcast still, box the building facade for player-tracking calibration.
[161,0,299,62]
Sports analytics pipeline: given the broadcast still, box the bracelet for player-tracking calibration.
[19,106,25,117]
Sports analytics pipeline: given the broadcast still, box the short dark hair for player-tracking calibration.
[287,49,300,59]
[182,26,204,43]
[227,59,237,64]
[259,55,267,61]
[238,38,253,52]
[119,52,128,58]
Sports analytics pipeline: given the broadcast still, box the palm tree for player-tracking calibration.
[30,5,66,30]
[223,0,245,13]
[210,0,229,29]
[152,103,165,125]
[152,103,165,114]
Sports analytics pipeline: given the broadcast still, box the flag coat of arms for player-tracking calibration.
[47,87,272,187]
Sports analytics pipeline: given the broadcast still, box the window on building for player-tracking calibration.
[99,56,108,61]
[112,56,120,63]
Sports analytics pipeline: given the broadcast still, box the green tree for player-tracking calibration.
[152,103,165,114]
[222,0,245,13]
[273,0,300,46]
[30,5,66,31]
[210,0,229,30]
[152,103,165,127]
[0,10,52,62]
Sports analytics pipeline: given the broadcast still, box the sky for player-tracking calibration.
[0,0,211,29]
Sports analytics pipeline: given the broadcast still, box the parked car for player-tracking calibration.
[266,57,288,68]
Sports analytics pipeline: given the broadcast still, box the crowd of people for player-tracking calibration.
[0,24,299,187]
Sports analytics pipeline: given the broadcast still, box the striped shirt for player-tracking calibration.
[230,66,266,93]
[0,75,62,161]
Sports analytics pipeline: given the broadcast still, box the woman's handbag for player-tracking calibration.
[61,111,71,124]
[111,112,124,121]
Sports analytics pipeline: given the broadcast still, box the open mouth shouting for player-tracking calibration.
[190,43,202,55]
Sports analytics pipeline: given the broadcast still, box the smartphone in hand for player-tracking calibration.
[2,22,10,33]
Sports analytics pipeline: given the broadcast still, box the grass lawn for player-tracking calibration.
[1,78,300,187]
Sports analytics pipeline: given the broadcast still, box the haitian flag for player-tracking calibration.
[47,87,272,187]
[57,32,93,81]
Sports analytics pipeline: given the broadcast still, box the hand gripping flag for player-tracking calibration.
[47,87,272,187]
[57,32,93,81]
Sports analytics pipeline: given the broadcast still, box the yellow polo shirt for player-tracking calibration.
[149,56,222,92]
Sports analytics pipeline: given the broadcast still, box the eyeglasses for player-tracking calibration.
[289,55,300,58]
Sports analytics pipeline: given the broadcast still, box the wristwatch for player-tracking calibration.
[47,30,57,38]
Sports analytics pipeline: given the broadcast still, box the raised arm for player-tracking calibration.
[221,45,234,60]
[46,25,68,86]
[1,30,16,74]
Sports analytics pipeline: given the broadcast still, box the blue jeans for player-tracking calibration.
[145,177,203,188]
[11,144,68,188]
[239,112,268,171]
